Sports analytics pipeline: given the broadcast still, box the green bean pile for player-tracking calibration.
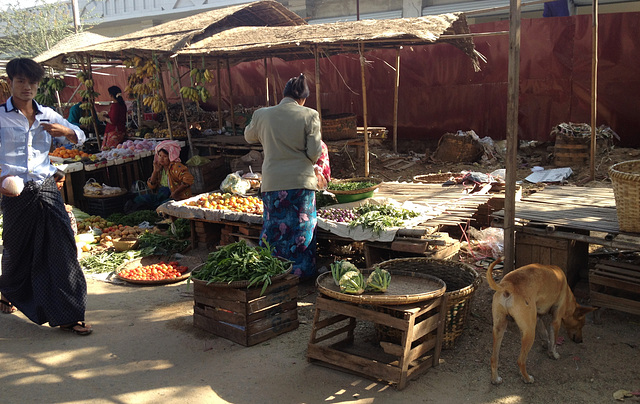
[189,240,290,295]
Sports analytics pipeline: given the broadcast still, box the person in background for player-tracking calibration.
[53,169,77,235]
[67,97,86,127]
[314,141,331,190]
[98,85,127,150]
[146,139,194,202]
[0,58,92,335]
[244,73,323,279]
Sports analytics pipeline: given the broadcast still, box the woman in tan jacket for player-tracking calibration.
[244,74,323,279]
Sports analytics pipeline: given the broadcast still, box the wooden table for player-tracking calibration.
[307,294,447,390]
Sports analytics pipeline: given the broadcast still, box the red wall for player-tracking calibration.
[8,12,640,147]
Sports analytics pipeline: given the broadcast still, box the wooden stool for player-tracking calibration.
[307,294,447,390]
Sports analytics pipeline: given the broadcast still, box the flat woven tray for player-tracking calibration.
[316,270,446,305]
[328,177,382,195]
[115,255,199,285]
[84,189,127,199]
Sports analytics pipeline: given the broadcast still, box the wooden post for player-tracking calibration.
[156,60,173,139]
[270,57,277,105]
[504,0,522,273]
[359,43,369,177]
[393,47,401,154]
[173,57,195,158]
[227,59,236,135]
[217,60,223,132]
[83,55,102,150]
[314,46,322,121]
[264,58,269,106]
[589,0,598,181]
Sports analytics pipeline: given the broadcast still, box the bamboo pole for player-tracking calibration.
[314,46,322,121]
[589,0,598,181]
[359,43,369,177]
[156,59,173,140]
[503,0,522,273]
[227,59,236,135]
[392,47,400,154]
[173,57,194,158]
[217,60,223,132]
[271,58,277,104]
[264,58,269,106]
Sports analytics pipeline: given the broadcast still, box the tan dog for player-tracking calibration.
[487,257,595,384]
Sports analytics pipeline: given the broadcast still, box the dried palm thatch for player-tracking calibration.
[179,13,481,71]
[38,0,306,68]
[33,32,110,66]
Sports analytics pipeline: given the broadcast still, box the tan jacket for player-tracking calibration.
[244,98,322,193]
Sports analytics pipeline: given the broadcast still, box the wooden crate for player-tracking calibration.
[364,238,460,267]
[220,222,262,245]
[307,294,447,390]
[193,275,299,346]
[515,231,588,287]
[589,260,640,315]
[188,156,225,194]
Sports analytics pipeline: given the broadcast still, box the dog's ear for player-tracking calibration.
[575,305,597,316]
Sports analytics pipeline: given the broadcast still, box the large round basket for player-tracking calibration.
[374,257,481,349]
[316,270,446,305]
[609,160,640,233]
[115,254,200,285]
[328,177,382,203]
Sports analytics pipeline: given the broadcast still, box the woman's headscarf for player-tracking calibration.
[155,140,181,162]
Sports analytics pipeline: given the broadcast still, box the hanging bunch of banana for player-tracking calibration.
[34,76,67,107]
[75,71,98,127]
[179,85,210,103]
[189,68,212,84]
[143,94,166,114]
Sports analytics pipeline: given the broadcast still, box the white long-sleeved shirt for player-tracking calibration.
[0,97,85,183]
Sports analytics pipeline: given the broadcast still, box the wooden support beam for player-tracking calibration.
[359,42,369,177]
[173,56,194,158]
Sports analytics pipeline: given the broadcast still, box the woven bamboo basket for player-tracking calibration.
[374,257,481,349]
[412,173,461,184]
[609,160,640,233]
[321,113,357,141]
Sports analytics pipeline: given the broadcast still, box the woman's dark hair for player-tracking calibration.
[283,74,310,100]
[108,85,126,106]
[53,169,66,182]
[6,58,45,82]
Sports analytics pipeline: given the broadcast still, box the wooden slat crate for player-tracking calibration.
[193,275,299,346]
[515,231,588,287]
[589,260,640,315]
[307,294,447,390]
[220,222,262,245]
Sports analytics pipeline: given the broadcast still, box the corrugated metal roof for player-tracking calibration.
[308,10,403,25]
[422,0,544,16]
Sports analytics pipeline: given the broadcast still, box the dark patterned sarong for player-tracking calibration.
[0,177,87,327]
[260,189,317,279]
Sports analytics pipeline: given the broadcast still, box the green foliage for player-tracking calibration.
[366,268,391,293]
[338,270,365,295]
[0,0,97,58]
[107,210,162,227]
[35,77,65,107]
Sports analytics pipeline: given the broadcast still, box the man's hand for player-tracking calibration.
[42,123,78,144]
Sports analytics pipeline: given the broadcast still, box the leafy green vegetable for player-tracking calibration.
[80,247,155,273]
[107,210,161,227]
[137,232,190,255]
[171,218,191,239]
[189,240,289,295]
[348,203,419,234]
[328,180,377,191]
[339,270,365,295]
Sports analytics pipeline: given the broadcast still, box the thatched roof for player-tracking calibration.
[38,0,306,68]
[33,32,110,66]
[178,13,481,71]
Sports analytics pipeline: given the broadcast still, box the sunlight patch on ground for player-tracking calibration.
[68,360,174,379]
[494,395,526,404]
[29,347,102,367]
[115,386,227,404]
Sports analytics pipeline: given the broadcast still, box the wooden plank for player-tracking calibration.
[598,260,640,272]
[192,295,246,314]
[246,319,299,346]
[247,308,298,334]
[412,313,440,341]
[193,312,248,345]
[247,300,297,323]
[589,291,640,315]
[194,304,244,325]
[316,297,408,331]
[407,335,437,364]
[312,321,357,344]
[247,287,297,313]
[313,313,350,331]
[593,264,640,281]
[589,273,640,294]
[390,240,427,253]
[306,344,401,385]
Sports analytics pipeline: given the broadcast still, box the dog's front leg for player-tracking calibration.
[548,316,563,360]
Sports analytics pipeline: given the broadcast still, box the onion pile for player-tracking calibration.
[318,208,359,223]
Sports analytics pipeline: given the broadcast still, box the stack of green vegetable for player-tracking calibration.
[107,210,161,227]
[348,203,419,234]
[137,232,190,255]
[80,247,155,274]
[330,260,391,295]
[189,240,290,295]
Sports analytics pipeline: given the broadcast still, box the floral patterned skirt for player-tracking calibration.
[260,189,317,279]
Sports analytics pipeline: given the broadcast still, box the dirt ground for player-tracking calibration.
[1,138,640,404]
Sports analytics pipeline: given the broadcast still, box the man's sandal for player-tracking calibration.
[60,322,93,336]
[0,299,16,314]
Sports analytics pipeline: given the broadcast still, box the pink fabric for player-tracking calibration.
[155,140,181,162]
[316,141,331,182]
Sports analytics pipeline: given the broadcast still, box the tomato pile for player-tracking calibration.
[185,192,263,214]
[117,261,189,281]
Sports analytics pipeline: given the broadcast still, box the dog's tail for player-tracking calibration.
[486,257,504,292]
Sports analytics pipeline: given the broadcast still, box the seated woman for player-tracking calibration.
[146,140,194,204]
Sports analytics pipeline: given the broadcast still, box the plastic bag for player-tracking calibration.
[220,172,251,195]
[131,180,150,197]
[470,227,504,258]
[185,155,211,167]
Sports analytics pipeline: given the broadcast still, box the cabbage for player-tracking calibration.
[339,270,365,295]
[366,268,391,293]
[331,260,358,286]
